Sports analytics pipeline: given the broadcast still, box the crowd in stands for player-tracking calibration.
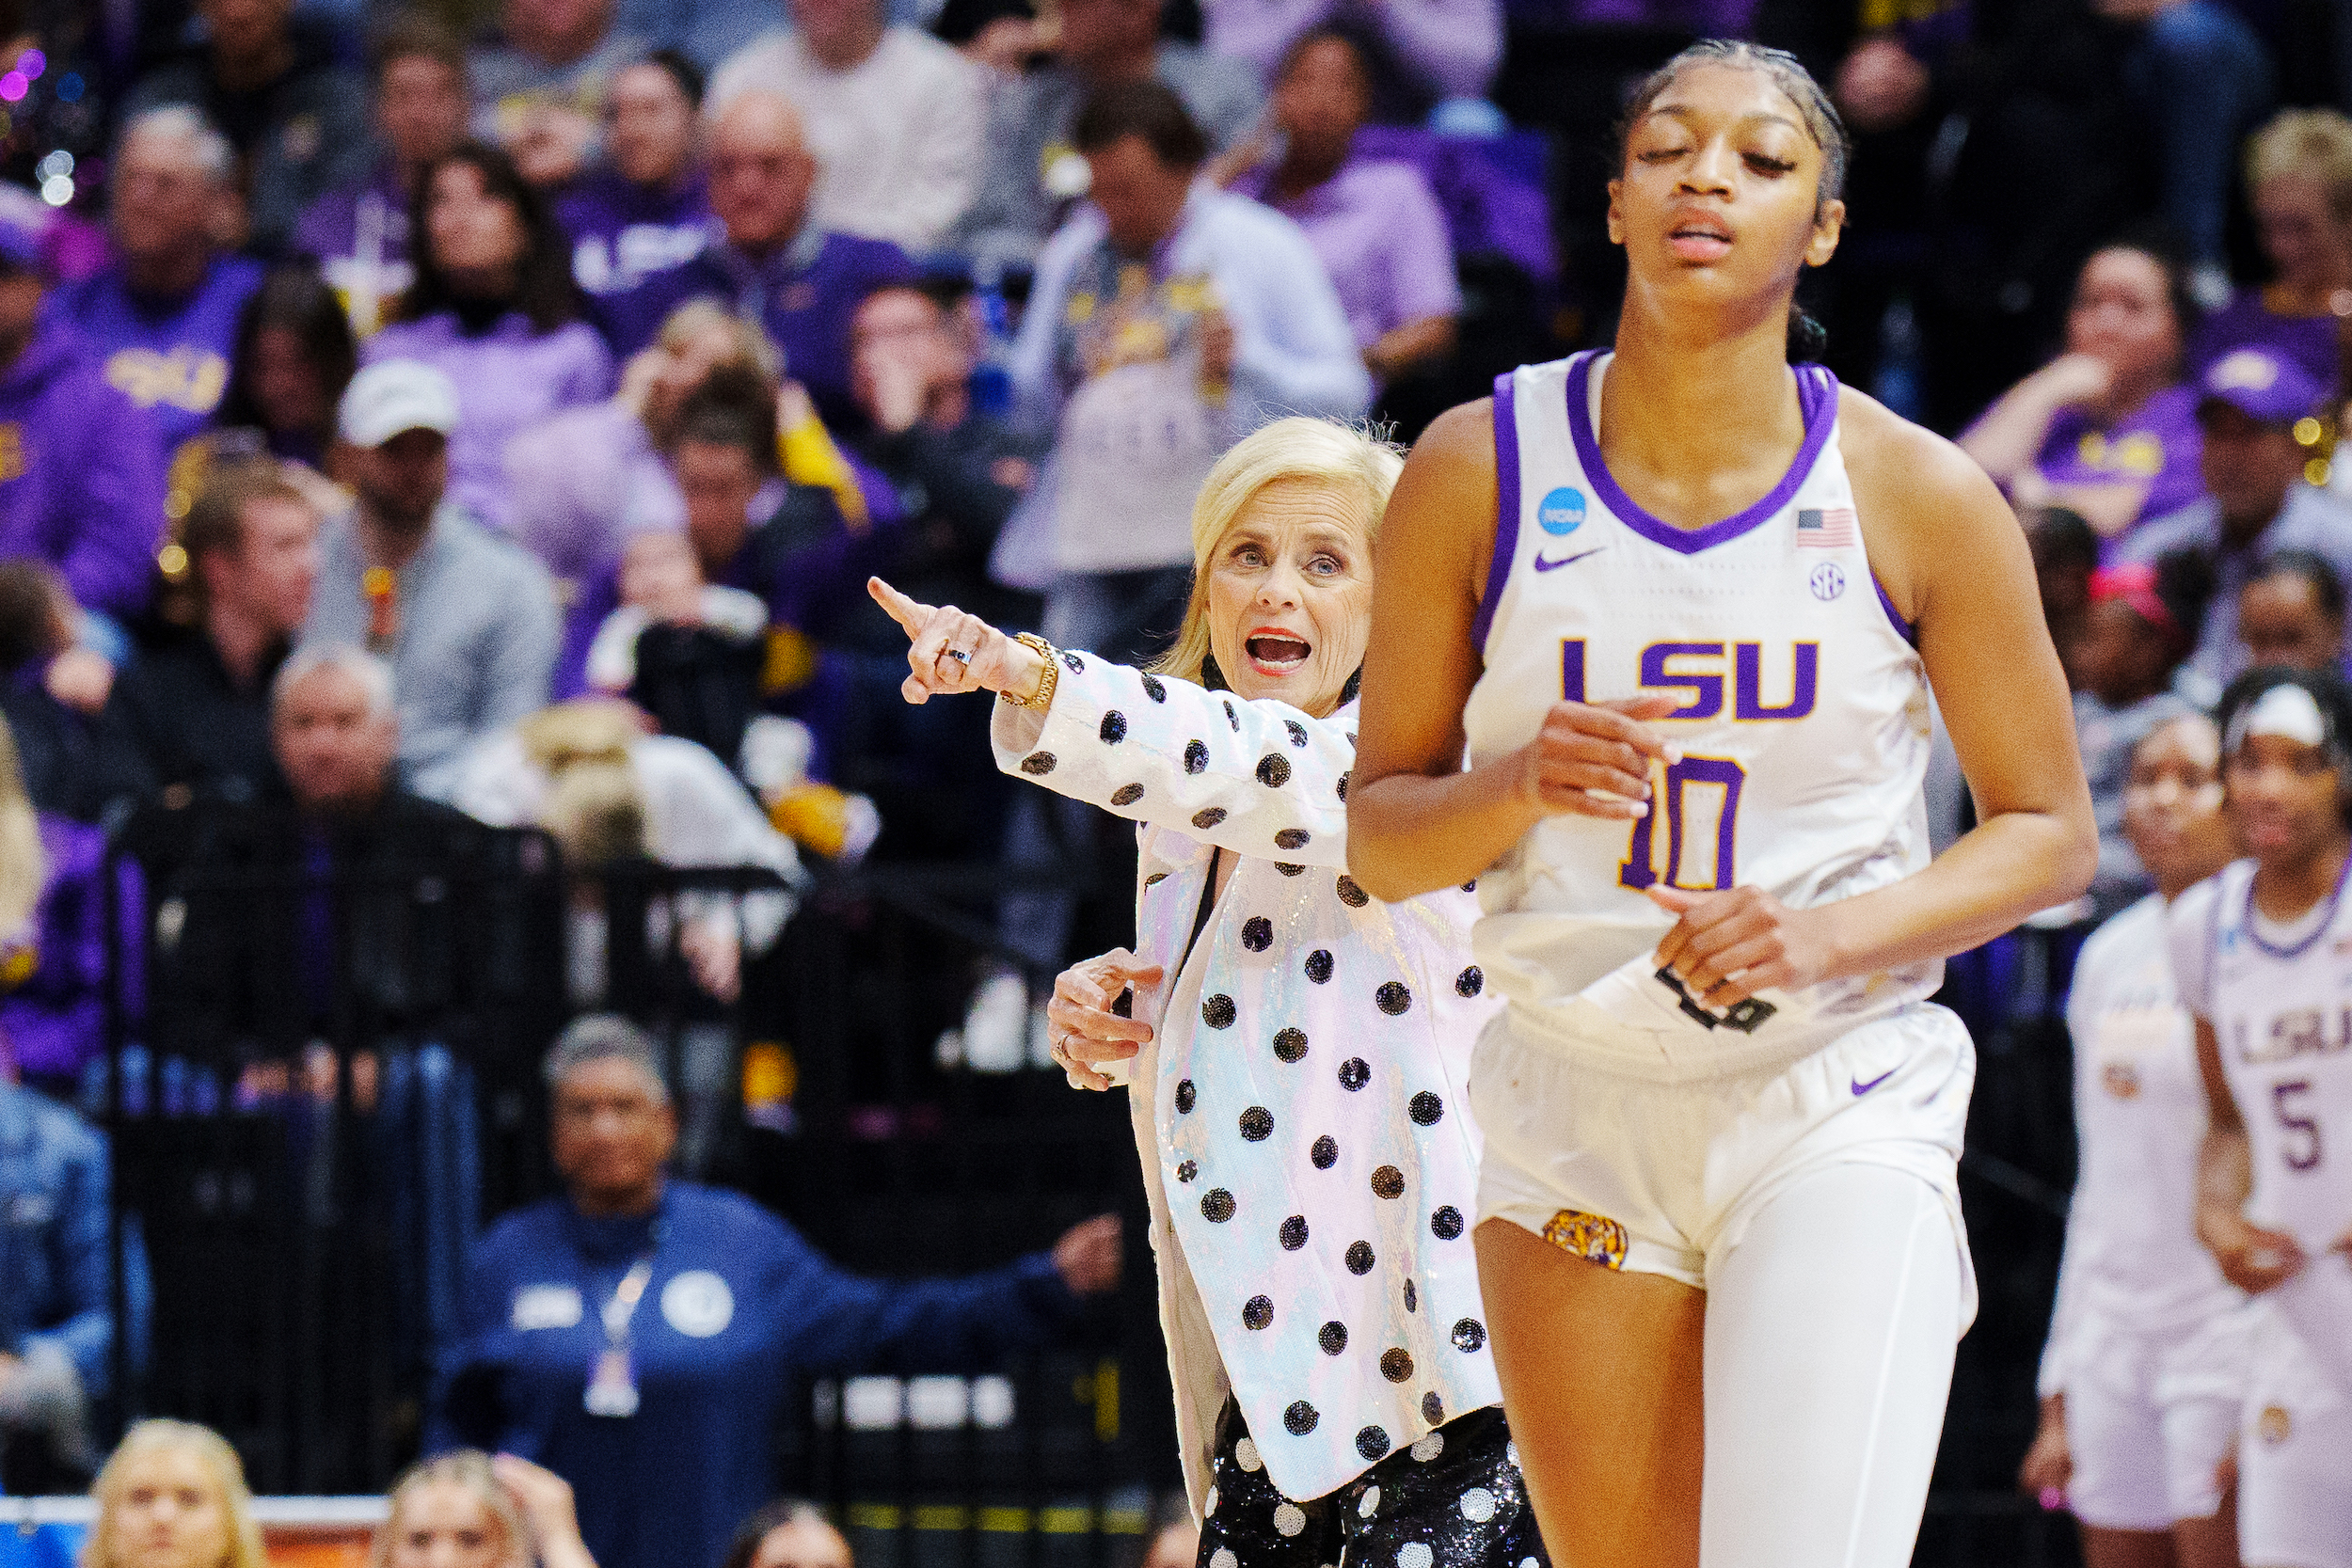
[0,0,2348,1559]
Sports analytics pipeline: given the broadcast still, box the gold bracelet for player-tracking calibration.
[1004,632,1060,709]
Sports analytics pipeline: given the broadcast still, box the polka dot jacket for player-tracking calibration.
[993,653,1503,1504]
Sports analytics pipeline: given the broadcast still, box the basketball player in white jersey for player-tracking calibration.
[2172,667,2352,1568]
[2022,712,2249,1568]
[1344,40,2096,1568]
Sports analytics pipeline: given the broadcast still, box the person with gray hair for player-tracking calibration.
[432,1012,1125,1568]
[53,108,266,471]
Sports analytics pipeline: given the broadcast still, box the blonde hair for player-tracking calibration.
[370,1451,526,1568]
[1154,418,1404,689]
[84,1421,267,1568]
[656,299,783,386]
[518,701,649,871]
[0,719,43,942]
[2248,108,2352,229]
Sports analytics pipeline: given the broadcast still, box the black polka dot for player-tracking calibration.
[1099,711,1127,744]
[1356,1426,1391,1461]
[1061,652,1085,673]
[1461,879,1477,893]
[1339,1057,1371,1091]
[1422,1392,1443,1424]
[1175,1160,1197,1182]
[1279,1214,1309,1250]
[1201,994,1236,1029]
[1452,1318,1486,1352]
[1257,753,1293,787]
[1404,1279,1417,1312]
[1379,1349,1414,1383]
[1110,783,1144,806]
[1376,982,1411,1016]
[1243,1295,1274,1330]
[1284,1402,1319,1435]
[1110,989,1133,1018]
[1335,876,1369,908]
[1275,862,1306,876]
[1345,1241,1375,1275]
[1311,1135,1338,1169]
[1223,700,1240,732]
[1305,949,1335,983]
[1141,674,1167,703]
[1455,966,1484,998]
[1408,1092,1444,1126]
[1201,1189,1236,1223]
[1431,1206,1464,1240]
[1144,872,1168,886]
[1238,1105,1274,1141]
[1273,1027,1308,1062]
[1370,1165,1406,1199]
[1175,1080,1196,1114]
[1241,917,1273,952]
[1019,752,1057,776]
[1274,828,1311,850]
[1337,770,1349,801]
[1318,1322,1348,1355]
[1184,740,1209,774]
[1192,807,1228,830]
[1285,720,1309,749]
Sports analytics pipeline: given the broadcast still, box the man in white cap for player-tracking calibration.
[301,359,560,800]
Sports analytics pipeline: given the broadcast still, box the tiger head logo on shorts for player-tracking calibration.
[1541,1209,1629,1271]
[2101,1061,2141,1100]
[2258,1405,2292,1446]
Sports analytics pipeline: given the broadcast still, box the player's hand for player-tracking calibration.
[2197,1202,2305,1294]
[1646,884,1833,1011]
[2017,1394,2071,1503]
[1047,948,1163,1090]
[1515,694,1681,821]
[867,577,1047,705]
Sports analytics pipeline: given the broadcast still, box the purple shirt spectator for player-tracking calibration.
[504,399,678,591]
[294,164,415,338]
[1232,156,1459,357]
[2187,290,2341,391]
[2034,385,2207,546]
[556,167,712,309]
[0,816,142,1085]
[52,255,266,471]
[363,312,616,532]
[0,321,167,620]
[1206,0,1499,108]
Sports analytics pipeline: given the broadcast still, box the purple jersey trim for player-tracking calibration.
[1565,353,1840,556]
[1873,576,1915,645]
[1471,370,1520,655]
[2241,849,2352,960]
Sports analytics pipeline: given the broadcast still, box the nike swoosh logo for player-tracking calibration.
[1533,546,1606,572]
[1851,1069,1896,1097]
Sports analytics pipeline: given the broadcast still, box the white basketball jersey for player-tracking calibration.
[2175,859,2352,1251]
[1464,352,1938,1072]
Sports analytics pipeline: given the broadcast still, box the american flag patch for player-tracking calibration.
[1796,507,1856,547]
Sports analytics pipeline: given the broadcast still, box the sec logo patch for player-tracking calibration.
[660,1270,735,1338]
[1536,487,1585,535]
[1809,562,1846,601]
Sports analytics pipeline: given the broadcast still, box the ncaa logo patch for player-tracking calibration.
[1540,1209,1629,1270]
[1536,486,1585,535]
[1809,562,1846,601]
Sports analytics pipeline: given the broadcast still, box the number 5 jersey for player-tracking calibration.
[1463,351,1939,1078]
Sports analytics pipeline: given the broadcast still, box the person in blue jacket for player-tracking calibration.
[429,1014,1123,1568]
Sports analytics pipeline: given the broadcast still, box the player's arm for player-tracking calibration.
[1655,396,2097,1008]
[1348,400,1677,901]
[2191,1014,2305,1292]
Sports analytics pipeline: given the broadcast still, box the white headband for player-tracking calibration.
[2226,683,2331,753]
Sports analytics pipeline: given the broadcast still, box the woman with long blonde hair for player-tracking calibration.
[373,1449,595,1568]
[82,1421,265,1568]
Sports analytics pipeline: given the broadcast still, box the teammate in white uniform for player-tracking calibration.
[2020,712,2250,1568]
[2172,668,2352,1568]
[1344,40,2096,1568]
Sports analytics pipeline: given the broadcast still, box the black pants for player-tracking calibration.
[1196,1398,1550,1568]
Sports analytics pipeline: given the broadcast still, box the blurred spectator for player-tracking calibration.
[2023,504,2103,689]
[2108,0,2274,296]
[0,211,166,624]
[600,91,914,421]
[951,0,1263,274]
[295,16,473,340]
[119,0,371,254]
[302,360,559,800]
[2235,547,2347,673]
[1007,82,1366,664]
[2120,347,2352,691]
[83,1423,259,1568]
[2071,550,2213,918]
[0,563,155,821]
[1136,1511,1198,1568]
[706,0,985,254]
[1960,242,2202,542]
[557,53,711,314]
[469,0,649,189]
[53,108,266,475]
[117,461,318,801]
[2190,107,2352,388]
[721,1501,851,1568]
[377,1450,598,1568]
[1201,0,1496,122]
[367,142,615,531]
[583,530,766,697]
[214,265,358,468]
[1224,30,1459,388]
[430,1015,1120,1568]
